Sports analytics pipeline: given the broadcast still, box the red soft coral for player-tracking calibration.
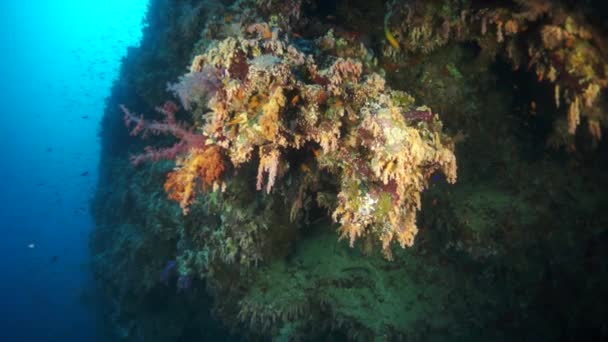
[121,101,207,165]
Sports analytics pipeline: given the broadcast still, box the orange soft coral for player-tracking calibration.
[164,146,225,214]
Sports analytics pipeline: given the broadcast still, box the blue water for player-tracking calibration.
[0,1,147,340]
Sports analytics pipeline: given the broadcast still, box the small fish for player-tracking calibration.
[81,115,89,119]
[290,95,299,106]
[50,256,59,263]
[80,171,89,176]
[227,113,247,126]
[28,243,35,249]
[384,14,400,50]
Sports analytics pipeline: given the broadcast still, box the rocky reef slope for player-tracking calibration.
[92,0,608,340]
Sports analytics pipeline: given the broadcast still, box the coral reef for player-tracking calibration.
[91,0,608,341]
[383,0,608,148]
[124,25,457,257]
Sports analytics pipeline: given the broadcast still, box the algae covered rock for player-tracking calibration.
[92,0,608,340]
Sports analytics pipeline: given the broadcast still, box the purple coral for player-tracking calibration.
[167,65,222,111]
[160,260,177,286]
[404,109,434,123]
[176,275,192,292]
[160,260,193,293]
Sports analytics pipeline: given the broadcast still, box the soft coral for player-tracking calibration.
[122,101,226,213]
[164,146,225,214]
[121,101,207,165]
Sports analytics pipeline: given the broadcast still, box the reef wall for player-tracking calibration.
[92,0,608,340]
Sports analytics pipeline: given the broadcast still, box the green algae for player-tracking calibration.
[240,225,491,340]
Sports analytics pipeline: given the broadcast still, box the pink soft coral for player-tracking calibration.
[121,101,207,165]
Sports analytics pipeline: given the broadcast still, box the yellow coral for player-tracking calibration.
[332,95,456,257]
[258,87,286,141]
[567,96,581,134]
[583,83,600,108]
[504,20,519,35]
[589,119,602,141]
[541,25,566,50]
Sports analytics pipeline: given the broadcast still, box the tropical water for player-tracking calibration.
[3,0,608,341]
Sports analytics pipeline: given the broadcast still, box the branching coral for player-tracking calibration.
[121,101,207,165]
[122,100,226,214]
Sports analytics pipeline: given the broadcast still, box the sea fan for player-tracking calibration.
[167,65,222,110]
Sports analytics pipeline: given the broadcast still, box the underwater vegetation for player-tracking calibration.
[92,0,608,340]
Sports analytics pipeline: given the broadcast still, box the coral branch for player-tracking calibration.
[121,101,207,165]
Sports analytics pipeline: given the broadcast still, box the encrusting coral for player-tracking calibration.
[124,23,457,257]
